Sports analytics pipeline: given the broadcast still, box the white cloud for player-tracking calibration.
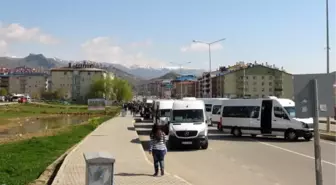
[130,39,152,48]
[180,42,223,52]
[81,37,166,67]
[0,39,9,55]
[0,22,59,44]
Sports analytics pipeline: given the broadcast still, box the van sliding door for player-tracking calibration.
[261,100,272,134]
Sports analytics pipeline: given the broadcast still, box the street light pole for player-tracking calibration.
[325,0,331,132]
[193,38,225,98]
[170,62,191,99]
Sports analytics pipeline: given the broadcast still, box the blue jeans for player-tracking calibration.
[152,149,166,170]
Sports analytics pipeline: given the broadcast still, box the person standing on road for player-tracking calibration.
[149,124,167,176]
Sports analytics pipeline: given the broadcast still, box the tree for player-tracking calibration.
[112,78,132,102]
[87,76,114,99]
[0,88,8,96]
[87,76,133,102]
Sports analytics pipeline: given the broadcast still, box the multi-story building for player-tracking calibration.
[0,75,9,93]
[210,62,293,99]
[198,71,219,98]
[172,75,197,98]
[7,67,48,96]
[50,62,111,102]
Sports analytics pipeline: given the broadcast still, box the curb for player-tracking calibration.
[320,133,336,142]
[51,116,117,185]
[29,144,78,185]
[319,120,336,125]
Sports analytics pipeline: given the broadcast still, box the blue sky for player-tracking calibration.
[0,0,335,74]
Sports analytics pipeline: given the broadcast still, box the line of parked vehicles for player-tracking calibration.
[137,96,314,150]
[0,94,31,103]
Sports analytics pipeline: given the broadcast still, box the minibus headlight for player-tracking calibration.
[199,129,207,136]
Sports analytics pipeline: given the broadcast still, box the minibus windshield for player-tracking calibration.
[284,106,295,117]
[171,109,204,123]
[160,109,171,117]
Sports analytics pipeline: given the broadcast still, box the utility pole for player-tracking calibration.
[325,0,331,132]
[193,38,226,98]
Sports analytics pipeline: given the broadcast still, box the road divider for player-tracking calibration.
[320,132,336,142]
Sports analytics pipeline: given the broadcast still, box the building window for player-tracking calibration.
[262,88,265,92]
[261,82,264,86]
[88,72,91,75]
[253,76,256,80]
[269,82,272,86]
[261,76,264,80]
[269,88,273,92]
[245,76,248,79]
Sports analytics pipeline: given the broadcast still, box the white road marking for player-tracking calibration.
[174,175,193,185]
[258,141,336,166]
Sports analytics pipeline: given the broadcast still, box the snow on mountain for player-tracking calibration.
[118,65,205,79]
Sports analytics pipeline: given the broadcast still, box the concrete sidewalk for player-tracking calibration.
[52,113,190,185]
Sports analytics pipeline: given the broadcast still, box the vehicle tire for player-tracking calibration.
[304,134,313,141]
[285,129,298,141]
[232,127,242,137]
[201,138,209,150]
[251,134,257,138]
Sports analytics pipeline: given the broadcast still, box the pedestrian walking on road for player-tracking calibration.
[149,124,167,176]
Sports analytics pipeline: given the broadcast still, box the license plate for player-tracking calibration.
[182,141,192,145]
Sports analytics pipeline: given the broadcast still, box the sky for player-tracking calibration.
[0,0,335,74]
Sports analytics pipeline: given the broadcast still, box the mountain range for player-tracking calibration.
[0,54,205,86]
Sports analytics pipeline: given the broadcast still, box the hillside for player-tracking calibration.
[154,71,179,80]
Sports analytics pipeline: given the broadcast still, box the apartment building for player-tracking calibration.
[0,75,9,93]
[198,72,218,98]
[5,67,48,96]
[50,62,110,102]
[9,74,48,95]
[211,62,293,99]
[172,75,197,98]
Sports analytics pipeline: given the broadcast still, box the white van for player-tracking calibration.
[197,98,215,125]
[210,98,230,126]
[218,98,314,141]
[154,99,174,125]
[166,100,209,150]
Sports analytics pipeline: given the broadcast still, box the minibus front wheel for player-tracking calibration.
[201,138,209,149]
[285,129,298,141]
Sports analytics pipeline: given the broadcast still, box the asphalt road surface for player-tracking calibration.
[134,119,336,185]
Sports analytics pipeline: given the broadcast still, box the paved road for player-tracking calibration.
[135,119,336,185]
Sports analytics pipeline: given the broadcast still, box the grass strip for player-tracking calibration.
[0,116,112,185]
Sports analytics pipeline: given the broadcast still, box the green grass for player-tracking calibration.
[0,116,112,185]
[0,103,121,122]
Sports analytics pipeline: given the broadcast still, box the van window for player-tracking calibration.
[274,107,289,120]
[283,106,295,117]
[171,109,204,123]
[222,106,260,118]
[160,109,171,117]
[205,104,212,112]
[212,105,221,114]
